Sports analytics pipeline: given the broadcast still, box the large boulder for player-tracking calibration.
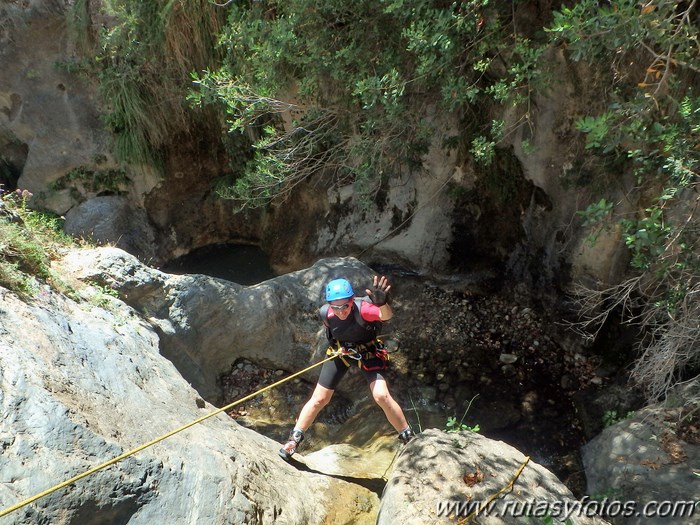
[63,196,157,261]
[379,428,611,525]
[58,248,379,400]
[582,391,700,525]
[0,283,363,524]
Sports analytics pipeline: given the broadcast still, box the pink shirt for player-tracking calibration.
[326,300,381,322]
[360,301,382,322]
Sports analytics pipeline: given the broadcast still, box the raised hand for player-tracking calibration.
[366,275,391,306]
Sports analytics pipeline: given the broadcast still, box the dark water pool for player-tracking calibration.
[162,243,277,285]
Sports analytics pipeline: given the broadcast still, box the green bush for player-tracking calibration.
[93,0,224,166]
[190,0,545,208]
[0,191,75,298]
[551,0,700,401]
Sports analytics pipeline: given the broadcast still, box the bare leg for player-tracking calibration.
[295,383,335,431]
[279,383,336,459]
[369,378,409,432]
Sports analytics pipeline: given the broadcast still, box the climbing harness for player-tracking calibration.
[0,352,343,519]
[326,343,362,367]
[325,339,390,371]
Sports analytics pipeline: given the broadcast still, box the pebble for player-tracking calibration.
[501,364,517,377]
[560,375,574,390]
[499,353,518,364]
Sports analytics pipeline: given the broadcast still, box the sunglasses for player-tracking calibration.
[330,300,352,312]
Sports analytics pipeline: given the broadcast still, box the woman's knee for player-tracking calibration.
[310,388,333,408]
[372,390,392,407]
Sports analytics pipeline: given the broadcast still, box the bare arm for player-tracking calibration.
[379,303,393,321]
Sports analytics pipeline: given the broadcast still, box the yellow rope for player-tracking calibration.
[0,353,339,519]
[381,448,401,481]
[458,455,531,524]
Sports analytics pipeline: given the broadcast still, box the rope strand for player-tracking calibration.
[0,353,339,519]
[458,455,531,524]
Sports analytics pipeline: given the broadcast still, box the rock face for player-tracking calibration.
[582,395,700,525]
[1,2,116,198]
[0,283,340,525]
[0,248,602,525]
[379,429,610,525]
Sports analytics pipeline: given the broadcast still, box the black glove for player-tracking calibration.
[370,287,387,306]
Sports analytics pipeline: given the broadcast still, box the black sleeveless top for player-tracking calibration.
[321,298,380,344]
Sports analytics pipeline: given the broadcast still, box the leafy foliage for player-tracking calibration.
[444,415,480,434]
[602,409,635,428]
[0,190,76,298]
[550,0,700,400]
[190,0,545,208]
[94,0,224,166]
[49,166,130,199]
[444,394,480,433]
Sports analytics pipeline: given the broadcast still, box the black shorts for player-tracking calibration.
[317,355,386,390]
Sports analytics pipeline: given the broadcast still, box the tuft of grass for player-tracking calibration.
[407,394,423,433]
[0,189,77,298]
[96,0,224,167]
[444,394,481,433]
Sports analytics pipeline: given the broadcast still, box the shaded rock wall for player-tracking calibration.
[500,47,635,289]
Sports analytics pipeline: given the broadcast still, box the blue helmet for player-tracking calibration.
[325,278,354,302]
